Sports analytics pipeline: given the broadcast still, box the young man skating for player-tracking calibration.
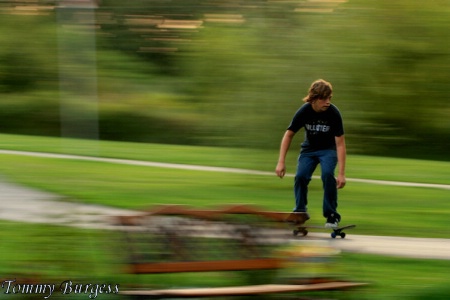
[275,79,346,228]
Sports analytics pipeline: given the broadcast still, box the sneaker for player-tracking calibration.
[325,214,340,228]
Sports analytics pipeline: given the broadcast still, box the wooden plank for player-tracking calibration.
[120,281,368,297]
[129,258,283,274]
[258,211,309,223]
[116,205,310,224]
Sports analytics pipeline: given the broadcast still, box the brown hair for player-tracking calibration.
[302,79,333,103]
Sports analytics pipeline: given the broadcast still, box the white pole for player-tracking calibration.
[56,0,99,147]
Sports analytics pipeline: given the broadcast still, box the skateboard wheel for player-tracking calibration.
[331,232,337,239]
[340,232,346,239]
[293,229,308,237]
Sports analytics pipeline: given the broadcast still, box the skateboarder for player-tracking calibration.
[275,79,347,228]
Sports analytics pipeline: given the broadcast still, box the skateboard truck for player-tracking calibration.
[293,224,356,239]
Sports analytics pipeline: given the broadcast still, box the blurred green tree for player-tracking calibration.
[0,0,448,160]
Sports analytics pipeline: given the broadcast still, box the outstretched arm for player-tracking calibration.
[335,135,347,189]
[276,130,296,178]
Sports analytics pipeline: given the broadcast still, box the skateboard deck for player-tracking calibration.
[293,224,356,239]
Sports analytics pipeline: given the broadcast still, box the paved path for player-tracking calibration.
[0,179,140,230]
[1,150,449,260]
[329,234,450,260]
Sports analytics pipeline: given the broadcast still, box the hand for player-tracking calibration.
[276,162,286,178]
[336,174,346,189]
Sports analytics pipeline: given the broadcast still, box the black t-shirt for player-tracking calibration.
[287,103,344,152]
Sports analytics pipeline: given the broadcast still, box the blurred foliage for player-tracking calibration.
[1,219,450,300]
[0,0,449,160]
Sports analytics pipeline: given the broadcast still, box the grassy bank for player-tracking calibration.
[0,134,449,238]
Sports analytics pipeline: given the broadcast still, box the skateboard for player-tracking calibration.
[293,224,356,239]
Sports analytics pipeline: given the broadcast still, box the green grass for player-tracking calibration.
[0,155,448,238]
[338,253,450,300]
[1,133,449,184]
[0,134,449,299]
[0,134,449,238]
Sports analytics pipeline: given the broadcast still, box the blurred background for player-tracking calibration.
[1,1,450,299]
[0,0,449,160]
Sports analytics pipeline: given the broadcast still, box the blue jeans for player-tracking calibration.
[293,149,340,219]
